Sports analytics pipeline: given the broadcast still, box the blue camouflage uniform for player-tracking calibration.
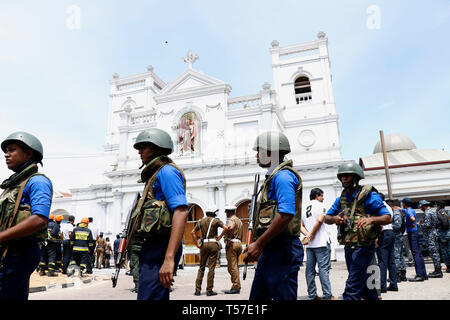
[392,208,406,272]
[437,208,450,269]
[422,208,441,270]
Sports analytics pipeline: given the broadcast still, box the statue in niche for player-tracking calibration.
[178,112,199,155]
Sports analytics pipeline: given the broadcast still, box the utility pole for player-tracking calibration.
[379,130,393,200]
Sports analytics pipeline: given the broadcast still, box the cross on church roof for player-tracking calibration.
[183,50,199,69]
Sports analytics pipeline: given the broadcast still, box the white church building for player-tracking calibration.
[52,32,350,263]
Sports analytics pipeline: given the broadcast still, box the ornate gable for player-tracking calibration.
[154,51,231,103]
[159,68,227,94]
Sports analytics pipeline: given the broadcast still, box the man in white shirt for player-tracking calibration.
[301,188,334,300]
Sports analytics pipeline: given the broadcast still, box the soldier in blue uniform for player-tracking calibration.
[397,198,427,281]
[244,131,303,300]
[0,132,52,300]
[132,129,189,300]
[325,162,391,300]
[419,200,442,278]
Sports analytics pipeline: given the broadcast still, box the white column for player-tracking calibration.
[217,184,227,220]
[206,184,216,208]
[97,200,109,236]
[112,191,124,236]
[217,184,227,266]
[259,83,273,131]
[118,107,131,169]
[260,82,272,105]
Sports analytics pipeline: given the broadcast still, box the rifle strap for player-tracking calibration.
[138,181,153,211]
[126,181,153,249]
[349,193,359,221]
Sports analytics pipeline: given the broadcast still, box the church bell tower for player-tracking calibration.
[270,32,342,164]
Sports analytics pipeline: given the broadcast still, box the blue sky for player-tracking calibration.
[0,1,449,190]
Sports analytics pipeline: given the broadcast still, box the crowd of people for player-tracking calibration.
[300,188,450,300]
[184,184,450,300]
[37,215,113,277]
[1,129,449,301]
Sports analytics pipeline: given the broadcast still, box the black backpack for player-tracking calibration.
[437,210,450,231]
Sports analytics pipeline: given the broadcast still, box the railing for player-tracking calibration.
[295,92,312,104]
[117,80,146,91]
[228,94,262,110]
[130,110,156,125]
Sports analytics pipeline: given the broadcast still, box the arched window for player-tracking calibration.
[294,76,312,104]
[183,203,204,246]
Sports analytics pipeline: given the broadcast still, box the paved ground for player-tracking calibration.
[29,259,450,300]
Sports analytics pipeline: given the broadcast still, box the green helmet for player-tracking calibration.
[1,131,43,162]
[337,162,365,180]
[133,128,173,154]
[253,131,291,153]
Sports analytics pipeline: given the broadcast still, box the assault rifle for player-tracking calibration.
[112,192,140,288]
[243,173,260,280]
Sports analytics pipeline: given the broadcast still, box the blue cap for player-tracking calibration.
[402,198,413,206]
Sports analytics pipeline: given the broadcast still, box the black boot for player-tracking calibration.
[399,270,407,281]
[428,267,443,278]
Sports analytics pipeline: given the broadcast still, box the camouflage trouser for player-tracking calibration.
[426,231,441,269]
[393,234,406,271]
[439,231,450,266]
[130,245,142,285]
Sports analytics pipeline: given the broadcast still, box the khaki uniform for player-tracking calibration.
[194,216,224,292]
[104,240,112,268]
[225,215,243,290]
[95,237,106,268]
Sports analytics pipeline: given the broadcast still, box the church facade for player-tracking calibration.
[52,32,347,263]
